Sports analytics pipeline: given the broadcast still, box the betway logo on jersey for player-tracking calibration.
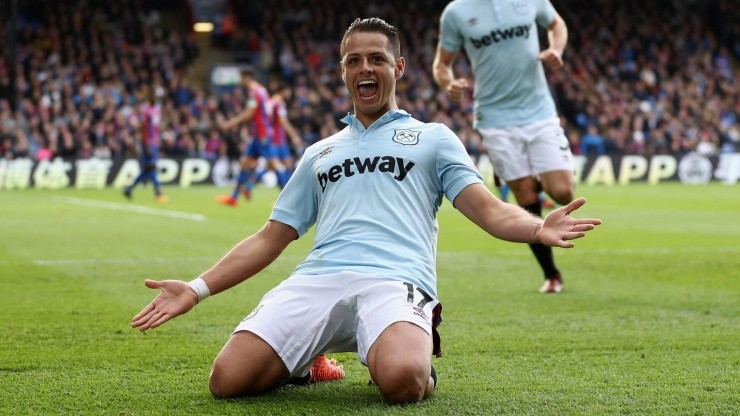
[470,24,531,48]
[317,156,415,192]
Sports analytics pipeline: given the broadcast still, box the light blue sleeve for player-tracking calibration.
[435,124,484,203]
[535,0,557,28]
[269,152,319,237]
[438,4,463,53]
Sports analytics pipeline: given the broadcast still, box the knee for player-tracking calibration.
[541,175,575,205]
[548,185,574,205]
[512,189,540,206]
[208,362,242,398]
[375,362,430,404]
[208,361,268,398]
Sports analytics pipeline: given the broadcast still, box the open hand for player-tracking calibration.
[131,279,198,332]
[537,197,601,248]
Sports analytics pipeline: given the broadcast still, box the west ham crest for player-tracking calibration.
[510,0,529,15]
[392,129,420,145]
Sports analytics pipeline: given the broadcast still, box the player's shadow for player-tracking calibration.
[223,378,439,411]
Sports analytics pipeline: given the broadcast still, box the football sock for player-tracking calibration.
[254,167,266,183]
[131,172,146,188]
[232,169,251,199]
[150,172,161,195]
[284,169,295,187]
[275,167,288,188]
[283,374,311,386]
[500,184,510,202]
[523,201,560,279]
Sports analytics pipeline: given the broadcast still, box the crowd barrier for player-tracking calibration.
[1,152,738,190]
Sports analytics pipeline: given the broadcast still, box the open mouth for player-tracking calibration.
[358,79,378,100]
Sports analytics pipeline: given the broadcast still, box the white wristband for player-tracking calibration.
[187,277,211,303]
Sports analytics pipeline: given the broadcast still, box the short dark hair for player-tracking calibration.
[273,80,290,94]
[340,17,401,60]
[240,66,256,79]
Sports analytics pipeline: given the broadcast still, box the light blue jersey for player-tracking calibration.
[439,0,558,128]
[270,109,483,296]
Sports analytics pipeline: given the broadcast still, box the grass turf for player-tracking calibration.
[0,183,738,415]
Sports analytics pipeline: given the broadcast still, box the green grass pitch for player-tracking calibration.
[1,183,738,415]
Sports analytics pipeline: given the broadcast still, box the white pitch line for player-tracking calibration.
[32,256,217,266]
[25,254,307,267]
[56,196,206,222]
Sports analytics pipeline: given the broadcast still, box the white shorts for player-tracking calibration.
[478,117,574,182]
[233,271,439,378]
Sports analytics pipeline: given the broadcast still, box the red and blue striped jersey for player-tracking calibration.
[141,103,161,147]
[268,96,288,146]
[249,85,273,141]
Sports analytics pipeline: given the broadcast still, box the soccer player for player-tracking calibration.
[251,81,305,187]
[433,0,574,293]
[123,86,168,203]
[132,17,600,404]
[496,173,554,209]
[216,67,289,206]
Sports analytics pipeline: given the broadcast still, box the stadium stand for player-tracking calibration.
[0,0,737,162]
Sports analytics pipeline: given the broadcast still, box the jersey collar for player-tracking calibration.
[340,109,411,133]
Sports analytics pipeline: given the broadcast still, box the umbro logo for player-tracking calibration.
[318,146,334,158]
[413,306,428,321]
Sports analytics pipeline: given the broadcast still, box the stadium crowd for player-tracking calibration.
[0,0,738,163]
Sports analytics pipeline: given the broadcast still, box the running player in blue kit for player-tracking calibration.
[434,0,575,293]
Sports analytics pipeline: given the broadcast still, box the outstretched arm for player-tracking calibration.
[453,183,600,247]
[131,220,298,331]
[279,113,304,150]
[219,105,255,131]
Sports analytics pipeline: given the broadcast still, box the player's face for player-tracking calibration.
[341,32,404,127]
[241,74,252,87]
[282,87,292,100]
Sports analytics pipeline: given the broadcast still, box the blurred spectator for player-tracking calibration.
[695,128,719,156]
[0,0,736,166]
[580,125,606,156]
[200,129,223,160]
